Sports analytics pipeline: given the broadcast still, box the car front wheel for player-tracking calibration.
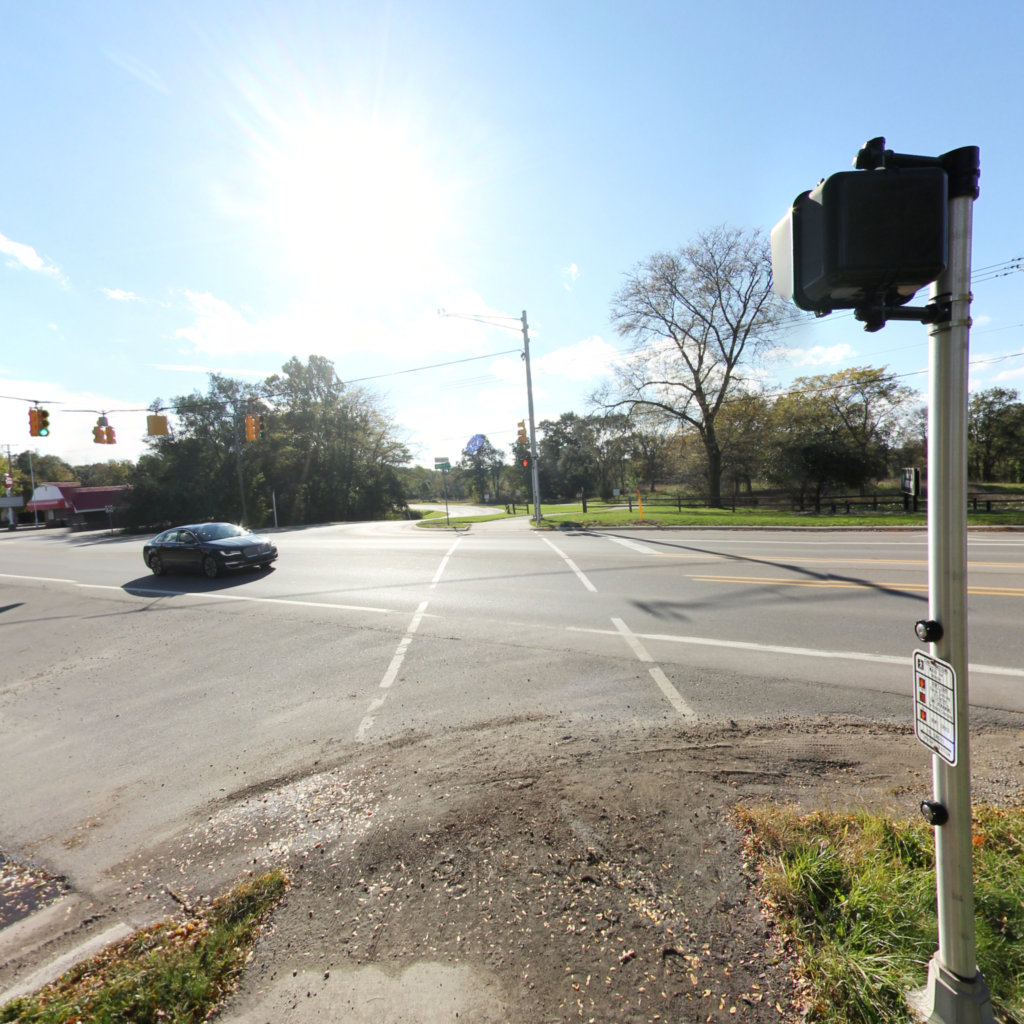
[148,552,166,576]
[202,555,220,579]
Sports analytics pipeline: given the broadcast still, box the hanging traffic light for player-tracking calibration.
[254,415,265,439]
[516,420,528,444]
[244,414,256,441]
[147,414,169,436]
[521,455,531,469]
[93,423,106,443]
[105,425,116,444]
[28,409,40,436]
[36,409,50,436]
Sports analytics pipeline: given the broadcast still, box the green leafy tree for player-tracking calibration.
[537,413,600,500]
[764,367,916,507]
[715,391,773,496]
[262,356,409,523]
[968,386,1024,482]
[459,436,504,502]
[125,356,410,529]
[16,452,75,483]
[71,460,135,487]
[624,407,675,493]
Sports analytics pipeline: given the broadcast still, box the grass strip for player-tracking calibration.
[1,870,287,1024]
[413,503,1024,529]
[736,805,1024,1023]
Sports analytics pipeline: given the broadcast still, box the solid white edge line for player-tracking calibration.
[572,625,1024,679]
[0,921,134,1005]
[541,536,598,592]
[86,583,391,614]
[600,535,659,555]
[1,573,77,583]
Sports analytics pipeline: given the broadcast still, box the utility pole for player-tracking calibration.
[520,311,542,524]
[234,411,248,527]
[438,308,543,523]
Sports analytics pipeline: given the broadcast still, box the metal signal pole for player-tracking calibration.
[520,311,542,524]
[911,147,994,1024]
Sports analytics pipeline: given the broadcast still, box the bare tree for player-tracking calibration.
[599,226,783,504]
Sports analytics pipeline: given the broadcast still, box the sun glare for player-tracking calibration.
[260,117,451,299]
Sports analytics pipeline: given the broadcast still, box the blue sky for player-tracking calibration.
[1,0,1021,470]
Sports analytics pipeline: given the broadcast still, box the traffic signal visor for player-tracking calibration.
[772,166,948,315]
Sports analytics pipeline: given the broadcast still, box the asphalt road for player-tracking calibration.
[2,517,1024,900]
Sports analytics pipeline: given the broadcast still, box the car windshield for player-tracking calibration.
[194,523,247,541]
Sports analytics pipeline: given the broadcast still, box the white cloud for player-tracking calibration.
[991,365,1024,384]
[174,290,301,357]
[769,343,857,368]
[103,287,143,302]
[0,231,62,279]
[562,262,580,290]
[172,286,526,366]
[153,362,268,377]
[534,336,621,382]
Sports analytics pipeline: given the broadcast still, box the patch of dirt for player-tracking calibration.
[111,715,1024,1022]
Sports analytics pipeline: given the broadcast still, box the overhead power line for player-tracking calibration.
[344,348,521,385]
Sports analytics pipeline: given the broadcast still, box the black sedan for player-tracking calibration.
[143,522,278,578]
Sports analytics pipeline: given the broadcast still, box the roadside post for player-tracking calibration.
[4,473,14,529]
[434,457,451,527]
[772,139,992,1023]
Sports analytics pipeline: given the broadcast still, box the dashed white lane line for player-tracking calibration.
[355,537,462,741]
[541,536,598,592]
[611,617,696,719]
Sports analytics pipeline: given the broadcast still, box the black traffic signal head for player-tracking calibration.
[772,165,947,316]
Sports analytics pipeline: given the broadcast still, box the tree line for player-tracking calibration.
[10,226,1024,525]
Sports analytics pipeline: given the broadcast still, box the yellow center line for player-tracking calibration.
[657,553,1024,570]
[686,574,1024,597]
